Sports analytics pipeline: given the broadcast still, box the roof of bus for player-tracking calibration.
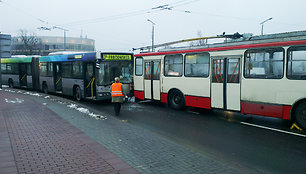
[1,56,34,63]
[135,31,306,57]
[39,52,96,62]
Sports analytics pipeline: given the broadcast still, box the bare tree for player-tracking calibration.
[190,31,207,47]
[12,29,42,55]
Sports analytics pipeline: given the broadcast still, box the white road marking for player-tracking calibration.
[241,122,306,138]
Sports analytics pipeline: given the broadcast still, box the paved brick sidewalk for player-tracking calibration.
[0,91,139,174]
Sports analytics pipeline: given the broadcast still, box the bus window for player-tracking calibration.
[27,64,32,75]
[40,63,47,76]
[287,46,306,80]
[185,53,209,77]
[164,54,183,77]
[62,62,72,78]
[73,61,83,79]
[1,63,6,74]
[135,57,143,76]
[244,48,284,79]
[47,63,53,77]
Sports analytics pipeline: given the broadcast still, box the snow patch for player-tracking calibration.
[23,92,42,97]
[5,98,24,104]
[4,89,16,93]
[67,104,107,120]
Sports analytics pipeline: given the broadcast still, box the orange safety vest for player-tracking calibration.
[111,83,123,97]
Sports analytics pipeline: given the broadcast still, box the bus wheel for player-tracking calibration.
[74,86,81,101]
[169,90,185,110]
[43,84,48,94]
[8,80,13,88]
[294,101,306,130]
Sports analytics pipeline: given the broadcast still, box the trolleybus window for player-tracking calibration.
[164,54,183,77]
[144,62,151,80]
[212,59,224,83]
[135,57,143,76]
[244,48,284,79]
[287,46,306,80]
[185,53,210,77]
[227,58,240,83]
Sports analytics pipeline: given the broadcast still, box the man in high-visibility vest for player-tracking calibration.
[111,77,125,116]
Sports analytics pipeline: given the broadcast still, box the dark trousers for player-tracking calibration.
[114,102,121,115]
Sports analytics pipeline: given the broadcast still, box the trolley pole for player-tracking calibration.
[260,17,272,35]
[147,19,155,52]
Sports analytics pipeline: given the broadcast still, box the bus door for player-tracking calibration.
[19,63,27,87]
[144,60,161,100]
[53,63,62,92]
[85,63,96,98]
[211,57,241,111]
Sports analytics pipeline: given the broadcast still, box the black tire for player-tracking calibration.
[74,86,81,101]
[169,90,185,110]
[8,80,13,88]
[294,101,306,130]
[42,84,48,94]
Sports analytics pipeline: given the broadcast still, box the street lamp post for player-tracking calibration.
[37,26,68,51]
[147,19,155,52]
[260,17,272,35]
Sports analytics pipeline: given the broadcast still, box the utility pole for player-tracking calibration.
[53,26,68,51]
[260,17,272,35]
[147,19,155,52]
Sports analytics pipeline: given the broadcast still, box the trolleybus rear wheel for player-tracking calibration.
[169,90,185,110]
[294,101,306,130]
[75,86,81,101]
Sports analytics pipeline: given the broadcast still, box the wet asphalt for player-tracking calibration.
[83,98,306,174]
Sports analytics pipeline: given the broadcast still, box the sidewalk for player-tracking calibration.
[0,90,139,174]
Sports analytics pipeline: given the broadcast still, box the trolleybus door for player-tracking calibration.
[53,63,62,92]
[211,57,241,111]
[85,63,96,98]
[19,63,27,87]
[144,60,161,100]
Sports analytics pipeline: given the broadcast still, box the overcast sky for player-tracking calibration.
[1,0,306,52]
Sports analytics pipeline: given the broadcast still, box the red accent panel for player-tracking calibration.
[135,40,306,57]
[160,93,167,103]
[134,90,144,100]
[241,101,291,119]
[185,96,211,109]
[282,105,291,120]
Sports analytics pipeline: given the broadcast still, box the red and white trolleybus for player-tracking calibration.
[133,31,306,129]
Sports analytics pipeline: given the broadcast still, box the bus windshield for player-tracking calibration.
[98,61,133,85]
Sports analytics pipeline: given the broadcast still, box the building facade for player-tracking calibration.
[0,34,11,58]
[11,36,95,56]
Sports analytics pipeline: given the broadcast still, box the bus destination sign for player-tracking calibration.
[103,54,132,60]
